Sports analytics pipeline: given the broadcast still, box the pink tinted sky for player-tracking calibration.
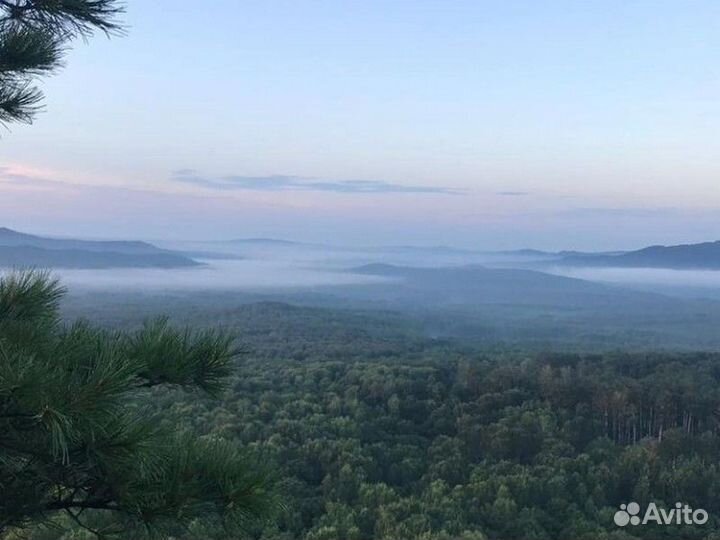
[3,161,720,250]
[3,1,720,250]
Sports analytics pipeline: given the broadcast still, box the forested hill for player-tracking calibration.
[59,284,720,350]
[0,245,201,269]
[0,227,162,253]
[0,227,199,268]
[557,240,720,269]
[349,263,678,308]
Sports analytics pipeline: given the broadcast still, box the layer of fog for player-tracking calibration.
[544,266,720,299]
[12,237,720,299]
[48,260,392,292]
[160,240,552,269]
[42,242,553,292]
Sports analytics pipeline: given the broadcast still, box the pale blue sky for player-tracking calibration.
[2,0,719,249]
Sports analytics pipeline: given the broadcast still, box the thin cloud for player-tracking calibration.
[496,191,529,196]
[560,207,685,218]
[171,170,464,195]
[0,166,61,188]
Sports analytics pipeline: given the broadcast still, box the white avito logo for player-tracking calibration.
[614,501,709,527]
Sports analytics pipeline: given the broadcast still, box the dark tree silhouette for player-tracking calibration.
[0,0,124,126]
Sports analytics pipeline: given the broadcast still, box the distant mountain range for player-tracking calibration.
[555,241,720,270]
[0,228,163,254]
[227,238,302,246]
[491,242,720,270]
[357,241,720,270]
[3,227,720,271]
[210,238,626,261]
[0,228,200,269]
[192,237,720,270]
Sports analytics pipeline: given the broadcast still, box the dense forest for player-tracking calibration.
[172,351,720,539]
[18,296,720,539]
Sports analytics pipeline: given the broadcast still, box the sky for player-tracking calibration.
[2,0,719,250]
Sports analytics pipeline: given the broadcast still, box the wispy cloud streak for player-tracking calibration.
[171,170,464,195]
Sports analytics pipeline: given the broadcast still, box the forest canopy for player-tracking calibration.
[21,292,720,540]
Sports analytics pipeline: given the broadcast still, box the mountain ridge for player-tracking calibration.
[557,240,720,269]
[0,228,200,269]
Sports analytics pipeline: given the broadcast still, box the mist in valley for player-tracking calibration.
[50,259,391,292]
[6,226,720,349]
[44,238,720,303]
[29,238,720,351]
[50,241,552,292]
[543,265,720,300]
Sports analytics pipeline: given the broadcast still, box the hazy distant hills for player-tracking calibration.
[227,238,302,246]
[4,226,720,272]
[485,241,720,270]
[210,238,625,261]
[557,241,720,270]
[0,228,200,269]
[349,263,672,309]
[0,227,164,254]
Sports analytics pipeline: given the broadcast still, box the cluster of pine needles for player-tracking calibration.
[0,271,279,538]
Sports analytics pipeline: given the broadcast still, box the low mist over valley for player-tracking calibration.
[6,227,720,350]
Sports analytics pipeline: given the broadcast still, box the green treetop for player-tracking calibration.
[0,271,278,537]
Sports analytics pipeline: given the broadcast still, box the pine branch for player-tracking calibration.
[118,434,281,533]
[0,0,124,127]
[0,270,64,333]
[45,499,118,511]
[0,272,278,534]
[126,319,237,396]
[0,79,42,123]
[0,0,126,38]
[0,26,63,75]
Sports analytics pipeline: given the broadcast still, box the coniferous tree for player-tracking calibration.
[0,271,278,537]
[0,0,124,126]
